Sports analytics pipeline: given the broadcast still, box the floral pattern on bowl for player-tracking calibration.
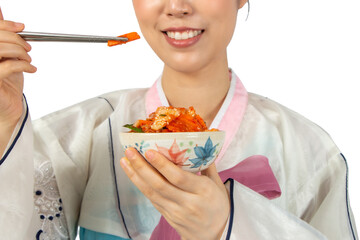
[120,131,225,172]
[189,137,219,170]
[156,139,189,167]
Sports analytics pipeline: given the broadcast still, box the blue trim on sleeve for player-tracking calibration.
[98,97,115,111]
[0,95,29,166]
[224,178,235,240]
[340,153,357,240]
[80,227,130,240]
[36,230,43,240]
[108,118,132,239]
[97,97,131,238]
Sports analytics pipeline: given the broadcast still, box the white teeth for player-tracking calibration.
[181,32,188,39]
[166,30,202,40]
[175,32,182,40]
[188,31,194,38]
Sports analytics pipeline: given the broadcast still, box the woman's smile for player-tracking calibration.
[162,27,205,48]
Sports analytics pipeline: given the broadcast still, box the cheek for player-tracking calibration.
[132,0,149,26]
[132,0,161,28]
[132,0,163,44]
[204,1,238,45]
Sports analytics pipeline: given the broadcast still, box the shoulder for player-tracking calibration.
[245,92,342,170]
[244,93,347,203]
[247,92,336,146]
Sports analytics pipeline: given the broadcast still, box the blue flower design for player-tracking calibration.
[125,140,149,154]
[189,137,218,170]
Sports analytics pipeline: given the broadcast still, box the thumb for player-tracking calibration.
[201,163,224,187]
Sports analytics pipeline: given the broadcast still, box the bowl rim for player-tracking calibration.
[119,131,225,135]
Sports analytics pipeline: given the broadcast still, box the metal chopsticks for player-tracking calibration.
[18,31,128,43]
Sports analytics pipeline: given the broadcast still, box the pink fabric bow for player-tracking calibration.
[149,155,281,240]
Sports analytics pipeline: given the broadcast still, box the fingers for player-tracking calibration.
[201,163,224,187]
[120,148,181,202]
[120,156,159,199]
[144,149,209,193]
[0,20,24,32]
[0,30,31,52]
[0,14,35,79]
[0,10,32,52]
[0,59,37,79]
[0,8,24,33]
[0,42,32,62]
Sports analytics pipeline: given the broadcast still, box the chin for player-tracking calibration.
[169,62,205,74]
[162,53,211,74]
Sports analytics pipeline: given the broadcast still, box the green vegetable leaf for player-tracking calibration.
[123,124,144,133]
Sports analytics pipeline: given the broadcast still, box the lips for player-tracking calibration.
[161,28,205,48]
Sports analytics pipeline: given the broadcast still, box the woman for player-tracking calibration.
[0,1,358,239]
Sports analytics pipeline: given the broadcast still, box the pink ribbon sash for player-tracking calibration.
[150,155,281,240]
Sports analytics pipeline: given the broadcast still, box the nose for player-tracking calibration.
[165,0,192,17]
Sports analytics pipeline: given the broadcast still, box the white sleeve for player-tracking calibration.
[0,99,41,239]
[222,154,358,240]
[0,94,116,240]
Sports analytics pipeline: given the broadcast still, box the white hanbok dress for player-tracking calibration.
[0,70,357,240]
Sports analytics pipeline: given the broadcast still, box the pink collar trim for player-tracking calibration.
[145,70,248,165]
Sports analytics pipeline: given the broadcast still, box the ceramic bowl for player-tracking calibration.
[119,131,225,173]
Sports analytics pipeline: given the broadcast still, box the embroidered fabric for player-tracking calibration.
[34,161,70,239]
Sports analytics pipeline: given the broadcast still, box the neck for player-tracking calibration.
[161,60,231,127]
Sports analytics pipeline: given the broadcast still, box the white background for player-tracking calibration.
[1,0,359,235]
